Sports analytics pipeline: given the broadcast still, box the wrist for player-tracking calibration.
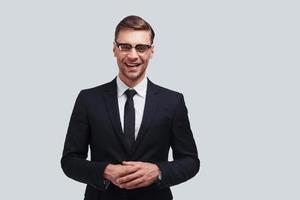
[103,164,113,180]
[157,170,162,181]
[153,164,162,181]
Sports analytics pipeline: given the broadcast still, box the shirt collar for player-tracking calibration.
[117,76,147,98]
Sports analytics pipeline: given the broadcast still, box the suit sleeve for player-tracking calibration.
[61,91,109,191]
[156,94,200,188]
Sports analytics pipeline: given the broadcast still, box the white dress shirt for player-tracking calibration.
[116,76,147,139]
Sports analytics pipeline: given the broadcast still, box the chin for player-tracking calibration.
[126,72,143,80]
[127,75,140,81]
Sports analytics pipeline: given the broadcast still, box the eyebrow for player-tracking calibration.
[116,42,151,46]
[115,41,152,45]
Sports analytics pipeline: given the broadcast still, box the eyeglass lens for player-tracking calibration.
[116,43,151,53]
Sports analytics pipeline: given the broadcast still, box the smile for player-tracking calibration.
[125,63,141,67]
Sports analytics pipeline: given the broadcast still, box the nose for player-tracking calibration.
[127,48,139,59]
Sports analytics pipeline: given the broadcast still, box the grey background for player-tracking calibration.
[0,0,299,199]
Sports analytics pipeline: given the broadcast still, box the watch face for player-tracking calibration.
[158,170,162,180]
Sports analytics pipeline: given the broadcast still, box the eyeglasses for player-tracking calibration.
[114,41,153,53]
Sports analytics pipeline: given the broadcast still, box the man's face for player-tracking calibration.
[113,29,154,85]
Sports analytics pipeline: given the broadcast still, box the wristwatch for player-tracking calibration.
[103,179,110,190]
[158,170,162,181]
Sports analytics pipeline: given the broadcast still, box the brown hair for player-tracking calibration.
[115,15,155,44]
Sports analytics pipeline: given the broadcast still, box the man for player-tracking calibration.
[61,15,199,200]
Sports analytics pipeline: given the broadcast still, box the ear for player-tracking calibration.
[113,43,117,57]
[150,46,154,59]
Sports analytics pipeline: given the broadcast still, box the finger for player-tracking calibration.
[120,177,144,189]
[124,177,154,190]
[122,161,142,166]
[122,161,136,166]
[117,171,142,184]
[117,165,139,177]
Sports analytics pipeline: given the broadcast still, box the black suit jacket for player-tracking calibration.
[61,78,200,200]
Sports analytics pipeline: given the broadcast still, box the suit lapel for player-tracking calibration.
[132,79,159,153]
[103,78,160,156]
[103,78,131,154]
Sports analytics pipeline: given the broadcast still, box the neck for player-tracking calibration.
[119,74,145,88]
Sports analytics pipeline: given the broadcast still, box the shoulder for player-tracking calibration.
[148,79,183,97]
[80,79,115,94]
[148,79,185,105]
[76,79,116,102]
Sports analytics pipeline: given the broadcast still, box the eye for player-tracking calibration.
[119,44,132,51]
[135,45,150,53]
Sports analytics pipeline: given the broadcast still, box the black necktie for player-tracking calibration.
[124,89,137,147]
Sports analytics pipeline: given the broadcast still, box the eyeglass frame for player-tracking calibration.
[114,41,153,53]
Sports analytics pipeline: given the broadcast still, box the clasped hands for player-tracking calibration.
[103,161,160,189]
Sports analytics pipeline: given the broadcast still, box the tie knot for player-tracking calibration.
[125,89,137,99]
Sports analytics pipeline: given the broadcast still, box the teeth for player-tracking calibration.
[126,63,140,67]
